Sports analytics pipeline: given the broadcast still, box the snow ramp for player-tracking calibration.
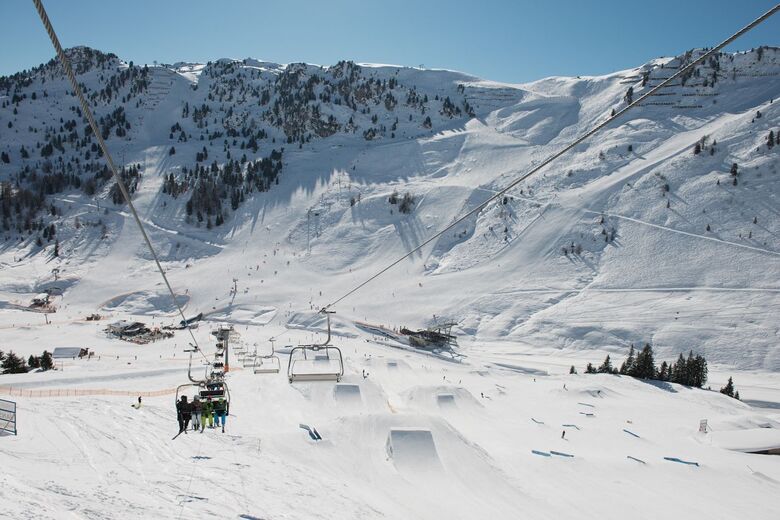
[386,428,442,471]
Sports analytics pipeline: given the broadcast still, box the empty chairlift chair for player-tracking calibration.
[253,341,281,374]
[287,311,344,383]
[242,351,256,368]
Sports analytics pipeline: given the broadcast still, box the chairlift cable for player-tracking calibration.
[31,0,208,362]
[320,4,780,312]
[176,429,207,520]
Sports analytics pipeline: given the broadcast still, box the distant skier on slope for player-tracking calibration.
[214,396,227,433]
[176,395,192,434]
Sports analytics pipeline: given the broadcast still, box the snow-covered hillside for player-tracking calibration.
[1,46,778,368]
[1,45,779,519]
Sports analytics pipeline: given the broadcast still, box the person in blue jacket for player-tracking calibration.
[213,396,227,433]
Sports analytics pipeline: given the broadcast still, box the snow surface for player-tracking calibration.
[0,46,779,518]
[1,326,780,519]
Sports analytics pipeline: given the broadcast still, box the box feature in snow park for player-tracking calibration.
[436,393,456,407]
[550,450,575,458]
[663,457,700,467]
[333,384,362,404]
[0,399,17,436]
[386,429,441,471]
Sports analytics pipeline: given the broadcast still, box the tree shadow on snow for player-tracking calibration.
[639,379,678,393]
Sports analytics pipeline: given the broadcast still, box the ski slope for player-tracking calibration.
[0,45,779,518]
[1,321,779,519]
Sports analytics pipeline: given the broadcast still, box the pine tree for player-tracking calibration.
[585,363,596,374]
[685,351,698,386]
[690,353,708,388]
[1,351,28,374]
[719,377,735,398]
[658,361,669,381]
[40,350,54,371]
[597,355,614,374]
[734,391,740,401]
[632,343,656,379]
[619,345,635,375]
[27,355,40,369]
[569,365,577,374]
[672,353,687,385]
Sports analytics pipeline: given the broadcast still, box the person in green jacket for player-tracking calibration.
[201,397,214,432]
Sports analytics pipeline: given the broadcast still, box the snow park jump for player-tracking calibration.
[0,1,779,518]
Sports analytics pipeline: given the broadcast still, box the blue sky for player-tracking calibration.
[2,0,778,82]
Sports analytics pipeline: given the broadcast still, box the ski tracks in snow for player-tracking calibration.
[581,208,780,258]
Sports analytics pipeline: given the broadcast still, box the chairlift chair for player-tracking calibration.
[287,310,344,383]
[253,341,281,374]
[176,344,231,415]
[253,356,281,374]
[242,354,256,368]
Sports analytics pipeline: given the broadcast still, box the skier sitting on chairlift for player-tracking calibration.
[191,396,202,431]
[202,397,214,431]
[214,396,227,433]
[176,395,192,434]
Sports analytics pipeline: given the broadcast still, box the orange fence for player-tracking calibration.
[0,386,177,398]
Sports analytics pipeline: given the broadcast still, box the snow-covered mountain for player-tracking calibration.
[0,45,779,369]
[1,45,780,520]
